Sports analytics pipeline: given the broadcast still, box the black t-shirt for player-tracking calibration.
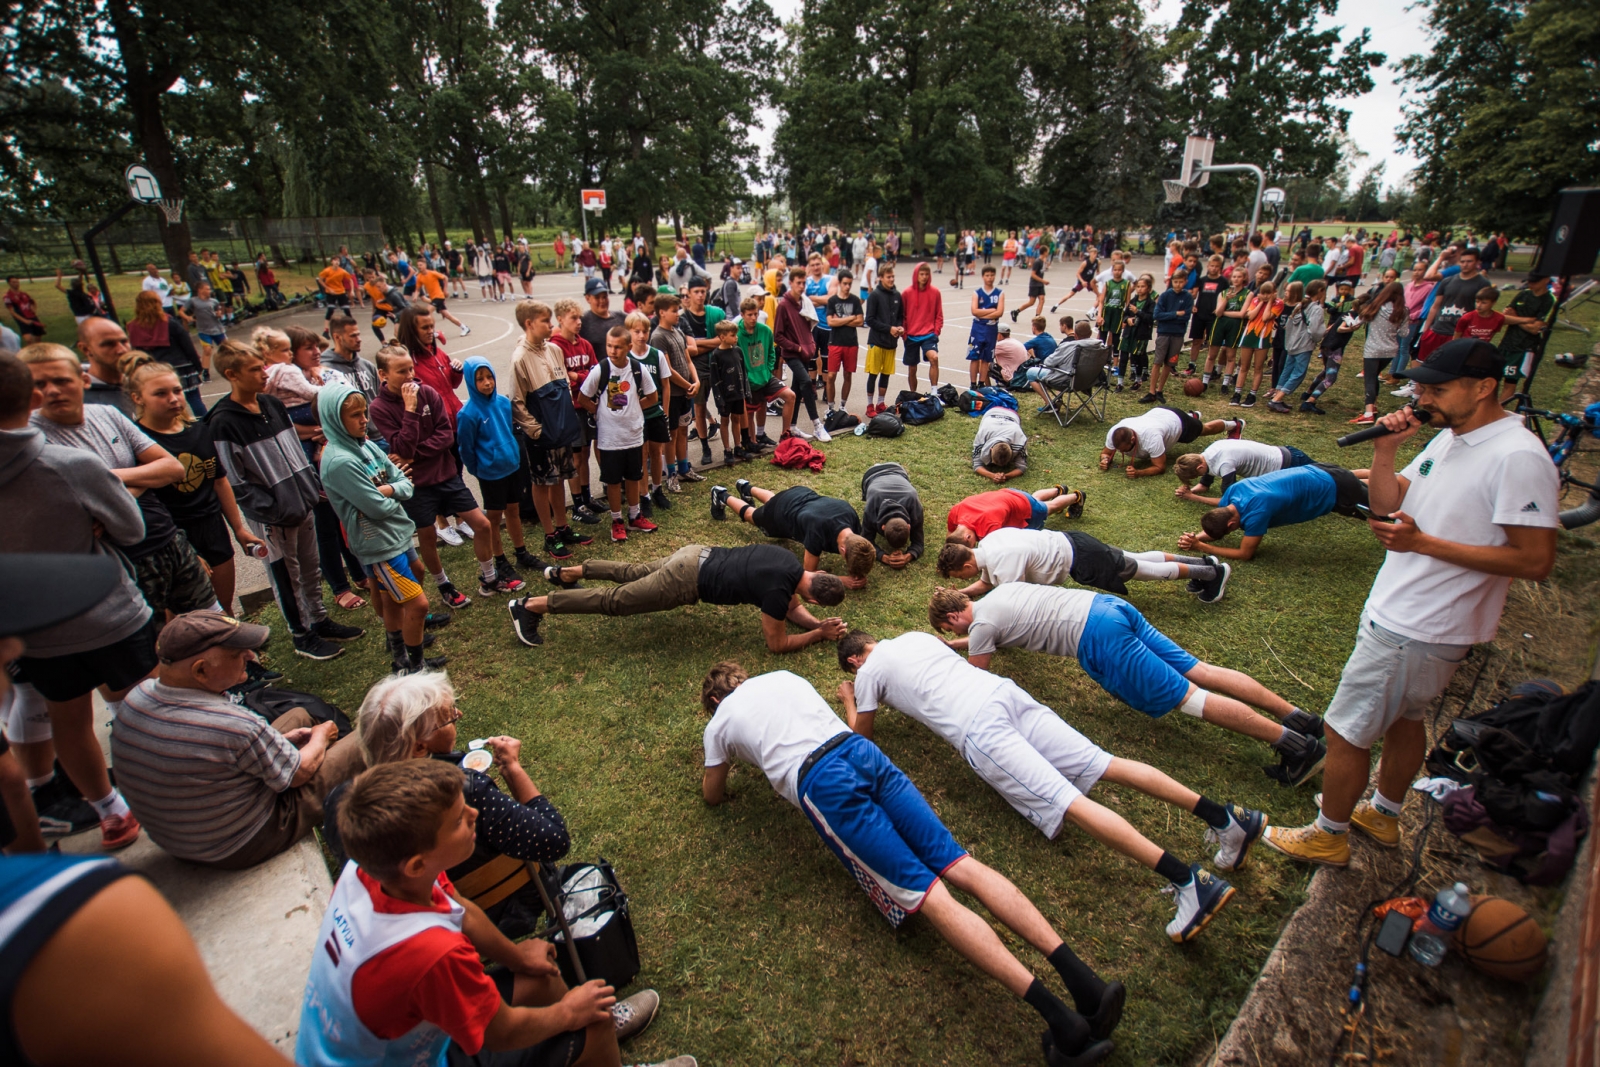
[1193,276,1226,318]
[755,486,860,557]
[1500,289,1555,352]
[144,420,222,526]
[580,310,627,361]
[446,249,462,271]
[696,544,803,620]
[824,294,863,348]
[1429,273,1493,336]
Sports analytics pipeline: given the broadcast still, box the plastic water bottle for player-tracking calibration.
[1409,883,1473,966]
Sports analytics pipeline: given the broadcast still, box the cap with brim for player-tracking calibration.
[583,279,609,296]
[1400,338,1503,384]
[0,555,123,638]
[156,610,271,664]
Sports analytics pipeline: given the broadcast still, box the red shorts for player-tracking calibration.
[1415,329,1451,363]
[828,345,859,373]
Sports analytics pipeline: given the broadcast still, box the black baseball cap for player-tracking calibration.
[1400,338,1502,383]
[0,554,123,638]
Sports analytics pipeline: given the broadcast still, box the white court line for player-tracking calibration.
[442,312,516,355]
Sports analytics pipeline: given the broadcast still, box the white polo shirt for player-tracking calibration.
[1365,414,1559,645]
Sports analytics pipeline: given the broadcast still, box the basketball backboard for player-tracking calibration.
[125,164,162,203]
[581,188,607,212]
[1181,135,1215,189]
[1263,187,1286,205]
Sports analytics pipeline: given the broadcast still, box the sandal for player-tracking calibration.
[335,590,368,610]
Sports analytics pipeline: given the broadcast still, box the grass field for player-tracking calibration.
[223,281,1600,1065]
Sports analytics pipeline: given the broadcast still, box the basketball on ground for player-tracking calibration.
[1183,376,1206,397]
[1454,896,1548,980]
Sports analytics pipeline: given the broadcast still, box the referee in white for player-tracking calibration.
[1265,339,1559,866]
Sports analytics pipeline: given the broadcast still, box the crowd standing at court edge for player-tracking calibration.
[0,215,1569,1067]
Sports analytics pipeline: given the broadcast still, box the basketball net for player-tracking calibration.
[1163,180,1188,205]
[156,198,185,225]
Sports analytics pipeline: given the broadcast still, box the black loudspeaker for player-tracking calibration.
[1534,187,1600,278]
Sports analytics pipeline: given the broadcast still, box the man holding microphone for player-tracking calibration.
[1264,339,1560,866]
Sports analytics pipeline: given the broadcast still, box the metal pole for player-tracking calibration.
[1195,163,1266,240]
[83,200,140,322]
[580,197,589,249]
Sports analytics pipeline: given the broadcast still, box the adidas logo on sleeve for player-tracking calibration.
[1521,501,1541,513]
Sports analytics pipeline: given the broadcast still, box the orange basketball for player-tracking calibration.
[1453,896,1548,980]
[1183,376,1206,397]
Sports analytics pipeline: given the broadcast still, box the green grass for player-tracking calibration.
[248,289,1596,1066]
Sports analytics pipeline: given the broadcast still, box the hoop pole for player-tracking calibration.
[1194,163,1266,239]
[83,199,141,322]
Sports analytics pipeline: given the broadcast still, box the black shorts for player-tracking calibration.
[715,387,746,416]
[1158,405,1205,443]
[642,415,670,444]
[750,378,785,401]
[1065,531,1129,595]
[183,511,236,567]
[668,392,692,427]
[403,473,480,526]
[597,446,644,485]
[431,298,448,312]
[479,468,532,511]
[1314,463,1370,515]
[1029,283,1046,297]
[134,535,218,615]
[1189,315,1215,341]
[525,444,577,487]
[445,968,585,1067]
[16,617,159,703]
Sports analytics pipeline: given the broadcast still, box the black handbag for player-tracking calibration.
[531,859,641,991]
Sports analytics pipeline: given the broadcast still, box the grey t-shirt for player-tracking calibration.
[31,405,177,557]
[972,409,1029,472]
[1428,272,1493,337]
[182,296,225,336]
[967,583,1097,659]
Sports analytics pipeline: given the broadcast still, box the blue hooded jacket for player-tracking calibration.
[455,357,522,482]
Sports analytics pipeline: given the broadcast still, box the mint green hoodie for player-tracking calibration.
[317,382,417,566]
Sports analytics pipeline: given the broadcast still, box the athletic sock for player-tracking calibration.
[495,553,508,565]
[1023,979,1089,1055]
[1192,795,1230,830]
[1224,419,1240,432]
[1183,563,1217,581]
[479,559,496,581]
[386,630,402,654]
[611,510,624,522]
[1132,559,1182,580]
[27,772,54,791]
[1046,944,1107,1015]
[627,505,640,519]
[432,571,449,586]
[88,790,131,821]
[405,643,424,669]
[1155,851,1192,886]
[1316,811,1351,834]
[1171,554,1209,565]
[1371,790,1403,817]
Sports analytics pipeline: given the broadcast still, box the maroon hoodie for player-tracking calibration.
[368,382,458,488]
[774,289,816,360]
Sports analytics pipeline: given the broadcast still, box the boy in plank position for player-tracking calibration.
[860,461,924,569]
[700,665,1121,1067]
[710,481,876,589]
[1172,439,1319,505]
[972,406,1030,483]
[838,630,1261,942]
[946,485,1084,544]
[1178,464,1369,562]
[936,526,1230,604]
[1099,406,1245,479]
[298,760,695,1067]
[928,584,1327,787]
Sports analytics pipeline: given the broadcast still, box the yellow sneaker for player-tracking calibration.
[1261,822,1350,867]
[1350,800,1401,848]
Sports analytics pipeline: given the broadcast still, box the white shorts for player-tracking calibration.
[1323,612,1469,750]
[1,683,53,744]
[961,682,1113,838]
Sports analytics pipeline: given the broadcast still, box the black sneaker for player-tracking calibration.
[1241,392,1257,408]
[700,443,715,466]
[734,478,754,505]
[1283,707,1325,740]
[1137,391,1158,404]
[424,611,451,629]
[514,546,542,571]
[508,598,544,647]
[393,654,450,675]
[293,632,345,661]
[1087,980,1126,1042]
[31,778,98,837]
[1196,556,1230,604]
[544,565,581,589]
[1041,1030,1115,1067]
[557,524,593,547]
[1264,734,1327,788]
[1229,392,1243,406]
[313,618,366,642]
[245,659,284,683]
[650,485,673,510]
[637,494,653,518]
[545,534,573,560]
[438,582,471,609]
[573,502,602,525]
[755,432,777,449]
[723,449,740,466]
[710,485,730,520]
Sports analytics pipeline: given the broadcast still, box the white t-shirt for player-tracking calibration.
[1323,246,1345,275]
[1201,439,1285,486]
[852,631,1008,749]
[1247,249,1269,276]
[1365,415,1560,645]
[141,274,173,308]
[974,528,1075,587]
[862,257,878,292]
[580,357,656,452]
[967,583,1097,660]
[702,670,845,809]
[1106,407,1185,459]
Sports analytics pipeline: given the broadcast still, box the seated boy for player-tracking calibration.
[298,760,696,1067]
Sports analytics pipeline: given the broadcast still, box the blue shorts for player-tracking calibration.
[902,335,939,366]
[198,332,227,346]
[1284,445,1313,468]
[798,734,967,928]
[1008,487,1048,530]
[1075,594,1198,715]
[365,548,425,604]
[967,339,996,362]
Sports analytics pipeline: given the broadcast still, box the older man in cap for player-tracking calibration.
[111,611,365,869]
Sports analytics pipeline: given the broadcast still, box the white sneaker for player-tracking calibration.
[436,525,464,546]
[666,475,681,493]
[790,426,813,439]
[460,325,472,336]
[455,522,474,540]
[1391,384,1416,397]
[1206,804,1265,871]
[813,424,832,442]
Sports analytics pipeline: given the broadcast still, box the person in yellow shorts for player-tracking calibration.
[862,264,903,416]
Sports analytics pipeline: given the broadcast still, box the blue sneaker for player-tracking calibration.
[1208,804,1265,871]
[1164,863,1235,943]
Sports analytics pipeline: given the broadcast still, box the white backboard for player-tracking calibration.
[1263,187,1286,205]
[125,164,162,203]
[1182,135,1215,189]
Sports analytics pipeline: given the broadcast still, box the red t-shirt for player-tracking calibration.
[4,289,40,322]
[1454,309,1506,343]
[348,869,502,1054]
[551,333,597,411]
[947,490,1034,540]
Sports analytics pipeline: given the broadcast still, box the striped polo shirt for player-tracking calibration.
[111,679,300,863]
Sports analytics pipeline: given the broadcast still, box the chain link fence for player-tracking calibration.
[0,216,386,279]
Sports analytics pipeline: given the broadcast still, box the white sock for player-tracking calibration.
[27,772,53,790]
[1128,550,1168,562]
[628,505,641,519]
[1315,811,1350,834]
[89,790,131,821]
[479,560,496,581]
[611,510,624,522]
[1371,790,1403,817]
[433,571,449,586]
[1133,559,1182,580]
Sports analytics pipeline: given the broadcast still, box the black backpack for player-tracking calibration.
[936,383,960,407]
[865,411,904,437]
[823,408,859,432]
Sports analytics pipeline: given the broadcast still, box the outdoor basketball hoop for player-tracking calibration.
[1163,180,1188,204]
[156,198,185,225]
[1165,134,1268,238]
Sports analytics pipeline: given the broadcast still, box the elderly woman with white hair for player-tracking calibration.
[322,670,569,937]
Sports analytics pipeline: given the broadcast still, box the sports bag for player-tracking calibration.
[863,411,904,437]
[242,686,353,737]
[979,386,1019,411]
[936,383,960,407]
[823,408,859,432]
[894,391,944,425]
[535,859,642,991]
[957,388,988,415]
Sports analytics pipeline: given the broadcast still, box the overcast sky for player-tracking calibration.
[753,0,1430,192]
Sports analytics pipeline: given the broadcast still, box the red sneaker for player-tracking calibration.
[100,811,142,850]
[1227,417,1246,440]
[628,515,659,533]
[610,519,628,543]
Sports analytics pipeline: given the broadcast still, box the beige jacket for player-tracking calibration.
[509,336,569,440]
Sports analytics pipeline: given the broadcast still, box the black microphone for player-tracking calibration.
[1336,404,1432,447]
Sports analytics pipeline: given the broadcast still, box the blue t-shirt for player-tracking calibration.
[1220,466,1336,537]
[1022,333,1058,360]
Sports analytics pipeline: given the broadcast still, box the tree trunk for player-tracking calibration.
[910,185,927,256]
[105,0,190,273]
[496,185,514,240]
[424,163,449,247]
[673,211,684,244]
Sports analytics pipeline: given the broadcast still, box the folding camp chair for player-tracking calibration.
[1042,341,1112,427]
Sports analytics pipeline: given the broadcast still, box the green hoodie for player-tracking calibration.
[317,382,417,566]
